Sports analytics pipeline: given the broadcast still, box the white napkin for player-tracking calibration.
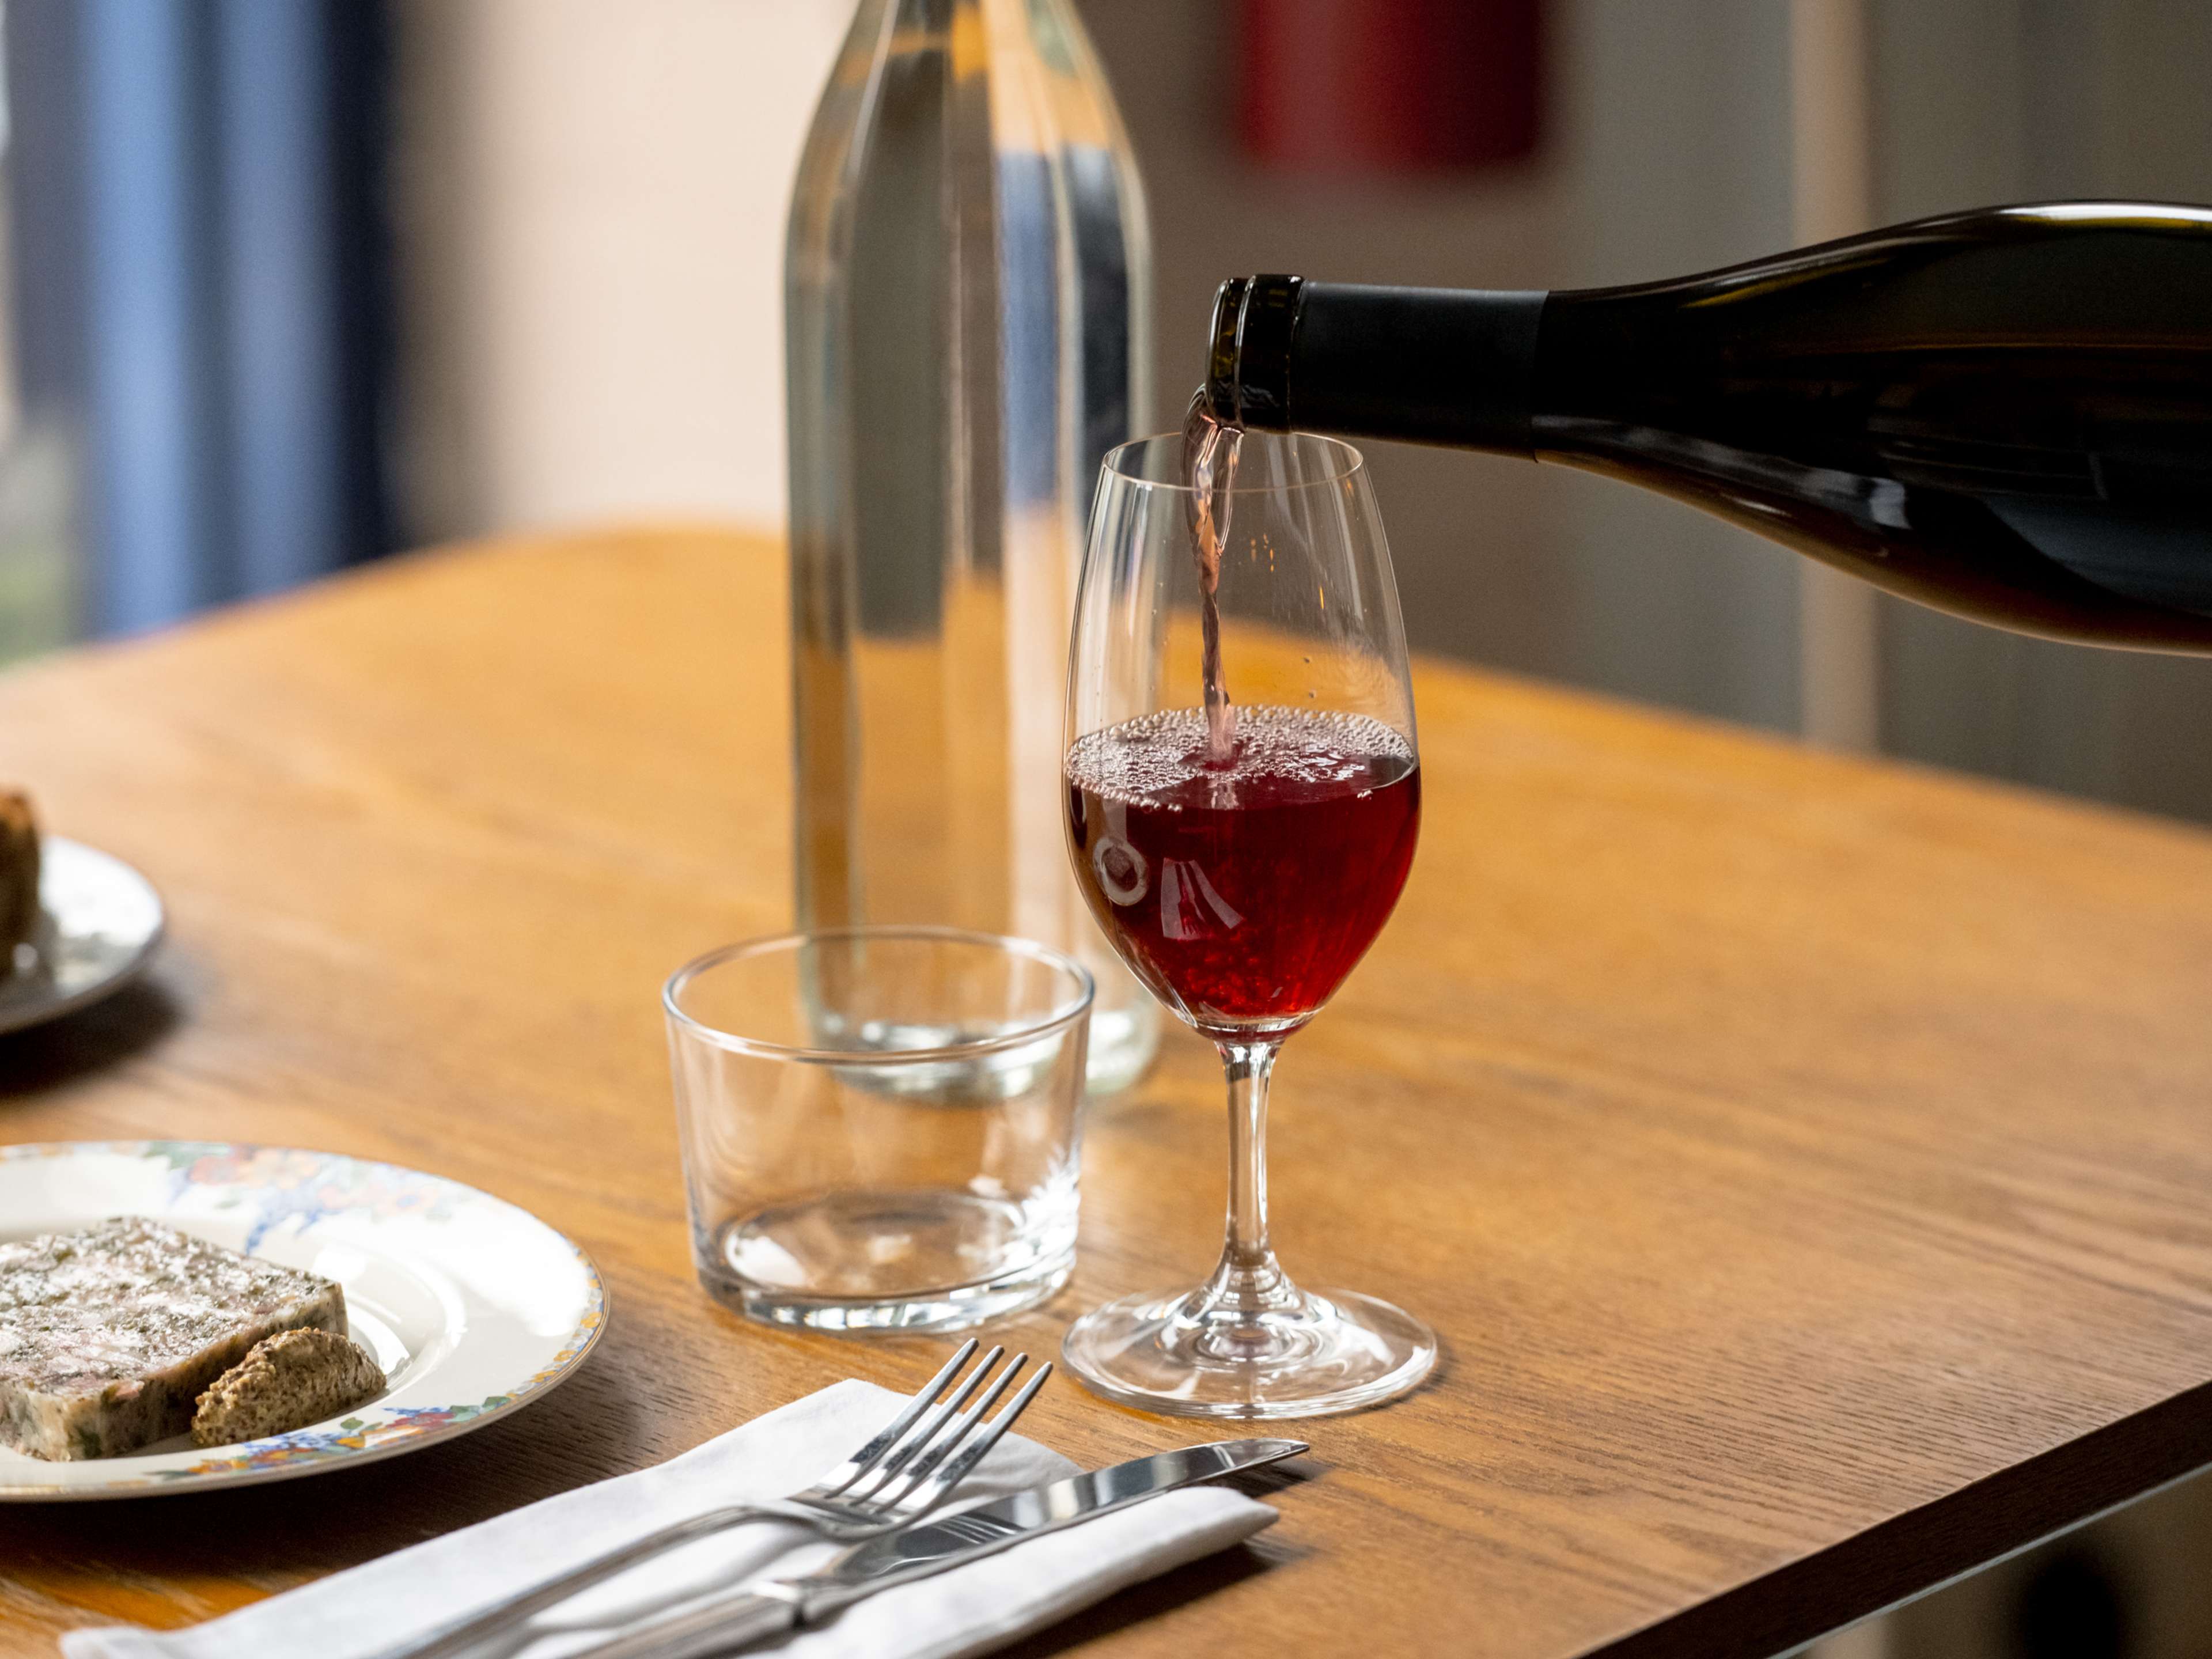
[63,1378,1278,1659]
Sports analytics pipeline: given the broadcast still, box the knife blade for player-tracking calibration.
[569,1437,1306,1659]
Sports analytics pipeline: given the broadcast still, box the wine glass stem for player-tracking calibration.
[1200,1040,1304,1318]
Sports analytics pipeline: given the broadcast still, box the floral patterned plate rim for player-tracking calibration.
[0,1141,607,1499]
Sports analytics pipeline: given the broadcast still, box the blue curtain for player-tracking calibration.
[6,0,395,637]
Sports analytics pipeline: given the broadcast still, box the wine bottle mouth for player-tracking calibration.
[1205,274,1305,431]
[1100,431,1365,494]
[1204,276,1249,425]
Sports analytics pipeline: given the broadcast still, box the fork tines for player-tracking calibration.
[828,1339,1054,1517]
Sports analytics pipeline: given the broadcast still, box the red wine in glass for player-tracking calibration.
[1066,705,1420,1038]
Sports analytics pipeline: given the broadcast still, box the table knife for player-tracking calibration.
[568,1436,1306,1659]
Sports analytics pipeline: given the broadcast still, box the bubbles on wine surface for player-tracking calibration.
[1066,705,1414,812]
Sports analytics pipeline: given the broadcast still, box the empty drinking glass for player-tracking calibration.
[665,927,1093,1332]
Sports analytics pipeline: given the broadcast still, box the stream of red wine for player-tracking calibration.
[1182,391,1241,763]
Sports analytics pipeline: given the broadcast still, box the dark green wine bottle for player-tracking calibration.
[1205,203,2212,652]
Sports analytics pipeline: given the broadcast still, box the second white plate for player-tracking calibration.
[0,837,165,1036]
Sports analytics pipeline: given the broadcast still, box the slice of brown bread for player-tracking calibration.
[0,790,37,961]
[190,1327,387,1448]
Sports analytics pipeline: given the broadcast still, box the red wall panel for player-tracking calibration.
[1238,0,1544,175]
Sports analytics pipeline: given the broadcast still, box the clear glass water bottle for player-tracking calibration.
[785,0,1159,1091]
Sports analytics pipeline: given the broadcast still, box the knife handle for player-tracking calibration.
[569,1584,802,1659]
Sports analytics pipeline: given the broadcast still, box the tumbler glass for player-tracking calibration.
[665,927,1093,1332]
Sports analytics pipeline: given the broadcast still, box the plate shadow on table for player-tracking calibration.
[0,1344,645,1613]
[0,976,180,1102]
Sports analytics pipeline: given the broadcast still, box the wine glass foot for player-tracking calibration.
[1061,1285,1435,1419]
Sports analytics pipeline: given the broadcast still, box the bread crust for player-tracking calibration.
[191,1327,387,1448]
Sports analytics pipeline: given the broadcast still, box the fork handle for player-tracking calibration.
[366,1503,790,1659]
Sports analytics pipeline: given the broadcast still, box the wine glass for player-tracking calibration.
[1060,429,1433,1418]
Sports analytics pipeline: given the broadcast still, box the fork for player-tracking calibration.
[378,1339,1052,1659]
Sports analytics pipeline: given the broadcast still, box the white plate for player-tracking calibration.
[0,838,165,1036]
[0,1141,605,1499]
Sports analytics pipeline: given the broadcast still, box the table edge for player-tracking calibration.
[1588,1376,2212,1658]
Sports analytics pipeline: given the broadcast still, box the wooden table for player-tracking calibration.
[7,529,2212,1658]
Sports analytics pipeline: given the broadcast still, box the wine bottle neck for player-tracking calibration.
[1206,276,1548,456]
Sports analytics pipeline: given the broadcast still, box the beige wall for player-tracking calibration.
[393,0,849,541]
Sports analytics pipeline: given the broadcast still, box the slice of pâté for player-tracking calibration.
[192,1327,385,1448]
[0,1217,347,1460]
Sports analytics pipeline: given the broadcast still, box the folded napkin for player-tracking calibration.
[65,1378,1278,1659]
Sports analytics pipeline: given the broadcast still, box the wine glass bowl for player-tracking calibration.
[1060,430,1435,1418]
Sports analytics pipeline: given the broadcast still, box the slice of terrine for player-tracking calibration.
[0,1216,347,1460]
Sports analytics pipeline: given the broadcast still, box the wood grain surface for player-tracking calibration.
[6,528,2212,1658]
